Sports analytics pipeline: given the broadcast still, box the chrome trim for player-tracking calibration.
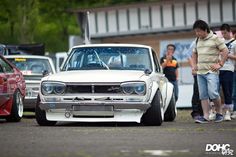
[39,101,150,111]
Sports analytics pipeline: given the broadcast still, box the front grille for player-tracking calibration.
[66,84,121,94]
[66,85,91,93]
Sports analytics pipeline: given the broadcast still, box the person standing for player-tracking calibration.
[192,20,229,123]
[220,24,236,121]
[231,30,236,119]
[160,44,179,101]
[187,41,203,119]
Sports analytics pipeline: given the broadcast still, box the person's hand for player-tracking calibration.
[191,65,198,75]
[210,63,221,72]
[166,54,172,62]
[192,69,197,75]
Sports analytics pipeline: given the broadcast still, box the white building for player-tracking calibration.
[72,0,236,107]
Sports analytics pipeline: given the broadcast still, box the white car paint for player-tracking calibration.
[38,44,176,124]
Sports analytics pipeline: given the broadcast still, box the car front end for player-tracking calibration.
[5,55,56,110]
[36,44,176,126]
[38,70,153,123]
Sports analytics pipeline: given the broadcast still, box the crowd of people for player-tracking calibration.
[161,20,236,124]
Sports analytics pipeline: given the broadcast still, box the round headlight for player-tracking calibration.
[134,84,145,95]
[42,84,53,95]
[122,86,134,94]
[54,84,66,94]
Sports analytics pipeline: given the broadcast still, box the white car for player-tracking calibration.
[5,55,56,110]
[36,44,176,126]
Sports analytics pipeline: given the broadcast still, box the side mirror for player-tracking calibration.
[42,70,49,77]
[144,69,152,75]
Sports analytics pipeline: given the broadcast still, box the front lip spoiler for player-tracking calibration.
[39,101,150,111]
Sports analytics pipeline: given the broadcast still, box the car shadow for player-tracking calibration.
[55,121,143,127]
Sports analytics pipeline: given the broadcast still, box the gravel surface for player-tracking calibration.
[0,110,235,157]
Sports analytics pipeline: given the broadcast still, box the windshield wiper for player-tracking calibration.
[94,50,110,70]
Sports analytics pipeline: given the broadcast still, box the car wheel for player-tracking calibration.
[164,93,176,122]
[35,95,57,126]
[142,90,163,126]
[6,90,24,122]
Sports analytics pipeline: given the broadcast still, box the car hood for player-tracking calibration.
[42,70,148,83]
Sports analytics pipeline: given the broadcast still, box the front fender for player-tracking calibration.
[148,82,159,104]
[163,82,174,112]
[148,80,174,112]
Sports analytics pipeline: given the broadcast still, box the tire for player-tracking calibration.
[164,93,176,122]
[35,95,57,126]
[142,90,163,126]
[6,90,24,122]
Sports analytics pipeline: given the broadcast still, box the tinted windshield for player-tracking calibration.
[62,47,152,71]
[7,58,53,76]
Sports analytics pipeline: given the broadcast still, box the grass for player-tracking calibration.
[175,109,192,122]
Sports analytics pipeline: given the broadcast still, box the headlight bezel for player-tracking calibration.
[121,82,146,95]
[41,81,66,95]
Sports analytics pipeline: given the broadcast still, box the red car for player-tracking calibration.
[0,55,26,122]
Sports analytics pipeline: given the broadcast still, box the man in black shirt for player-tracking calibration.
[160,44,179,101]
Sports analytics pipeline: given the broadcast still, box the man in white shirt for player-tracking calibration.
[220,24,236,121]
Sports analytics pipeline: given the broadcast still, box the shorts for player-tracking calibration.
[197,73,220,100]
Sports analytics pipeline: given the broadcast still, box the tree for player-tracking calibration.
[0,0,160,52]
[18,0,39,43]
[0,0,20,43]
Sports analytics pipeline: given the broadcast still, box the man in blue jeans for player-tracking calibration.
[160,44,179,101]
[192,20,229,123]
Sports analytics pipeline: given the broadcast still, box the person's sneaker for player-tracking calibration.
[195,116,209,124]
[214,113,224,123]
[193,115,201,120]
[231,111,236,119]
[209,109,216,121]
[224,110,231,121]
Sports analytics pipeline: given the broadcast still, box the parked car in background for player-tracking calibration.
[0,44,9,55]
[36,44,176,126]
[0,55,26,122]
[5,55,56,110]
[55,52,68,72]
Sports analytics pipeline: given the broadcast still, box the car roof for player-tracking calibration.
[71,43,151,49]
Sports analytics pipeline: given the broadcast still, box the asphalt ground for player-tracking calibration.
[0,109,235,157]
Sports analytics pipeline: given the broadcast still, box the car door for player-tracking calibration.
[0,56,15,106]
[0,63,8,106]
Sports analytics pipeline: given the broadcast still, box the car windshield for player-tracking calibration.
[62,47,152,71]
[7,57,53,76]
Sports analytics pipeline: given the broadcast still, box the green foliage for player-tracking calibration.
[0,0,160,52]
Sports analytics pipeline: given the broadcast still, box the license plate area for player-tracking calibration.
[72,105,114,117]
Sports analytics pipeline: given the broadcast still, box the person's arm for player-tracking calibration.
[219,47,229,65]
[228,45,236,61]
[175,68,179,80]
[187,57,194,68]
[210,37,229,71]
[210,47,228,71]
[161,55,171,68]
[228,54,236,60]
[187,41,195,68]
[192,51,198,71]
[161,60,167,68]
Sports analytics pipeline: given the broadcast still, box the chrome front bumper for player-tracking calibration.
[39,101,150,111]
[41,101,150,119]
